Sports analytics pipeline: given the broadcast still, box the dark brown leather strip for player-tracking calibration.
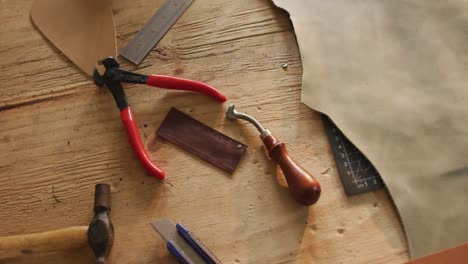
[157,107,247,173]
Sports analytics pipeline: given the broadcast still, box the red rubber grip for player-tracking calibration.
[120,107,165,180]
[147,75,227,102]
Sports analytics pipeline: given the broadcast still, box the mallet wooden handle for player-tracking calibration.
[0,226,88,259]
[263,134,321,205]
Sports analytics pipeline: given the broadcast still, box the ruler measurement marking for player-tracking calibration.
[339,131,356,180]
[120,0,193,64]
[322,115,384,195]
[353,177,378,183]
[123,1,184,61]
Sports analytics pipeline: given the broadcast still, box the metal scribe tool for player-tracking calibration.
[226,105,321,206]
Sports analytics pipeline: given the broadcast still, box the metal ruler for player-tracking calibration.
[321,115,384,195]
[120,0,193,64]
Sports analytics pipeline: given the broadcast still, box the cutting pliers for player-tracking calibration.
[93,57,227,180]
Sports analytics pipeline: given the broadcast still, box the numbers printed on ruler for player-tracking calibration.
[322,115,384,195]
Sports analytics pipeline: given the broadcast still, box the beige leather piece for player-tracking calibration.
[31,0,117,76]
[272,0,468,259]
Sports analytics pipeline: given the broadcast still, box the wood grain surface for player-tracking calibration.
[0,0,409,263]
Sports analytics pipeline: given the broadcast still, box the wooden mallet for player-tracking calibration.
[0,184,113,263]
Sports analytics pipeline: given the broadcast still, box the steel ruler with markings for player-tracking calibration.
[321,115,385,195]
[120,0,193,65]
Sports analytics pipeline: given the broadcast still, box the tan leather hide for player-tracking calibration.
[272,0,468,259]
[31,0,117,76]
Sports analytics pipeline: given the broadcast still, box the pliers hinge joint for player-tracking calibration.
[104,68,149,84]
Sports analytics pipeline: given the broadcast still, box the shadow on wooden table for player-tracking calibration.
[231,147,310,264]
[0,247,93,264]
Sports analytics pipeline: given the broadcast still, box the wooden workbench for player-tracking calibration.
[0,0,409,263]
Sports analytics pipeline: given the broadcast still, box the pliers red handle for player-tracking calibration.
[93,57,227,180]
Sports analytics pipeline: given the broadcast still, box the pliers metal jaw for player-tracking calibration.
[93,57,227,180]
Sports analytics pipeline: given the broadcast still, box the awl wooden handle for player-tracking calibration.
[263,134,321,206]
[0,226,88,259]
[225,104,322,206]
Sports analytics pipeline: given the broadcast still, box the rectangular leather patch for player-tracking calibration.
[157,107,247,173]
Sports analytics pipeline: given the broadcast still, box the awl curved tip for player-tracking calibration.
[226,104,237,120]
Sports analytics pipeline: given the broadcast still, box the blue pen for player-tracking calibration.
[151,219,222,264]
[176,223,221,264]
[167,240,191,264]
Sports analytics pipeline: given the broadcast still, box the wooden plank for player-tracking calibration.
[0,0,409,263]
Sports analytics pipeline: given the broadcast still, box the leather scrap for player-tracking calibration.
[31,0,117,76]
[157,108,247,173]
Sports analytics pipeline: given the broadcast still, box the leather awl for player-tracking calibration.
[226,104,321,206]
